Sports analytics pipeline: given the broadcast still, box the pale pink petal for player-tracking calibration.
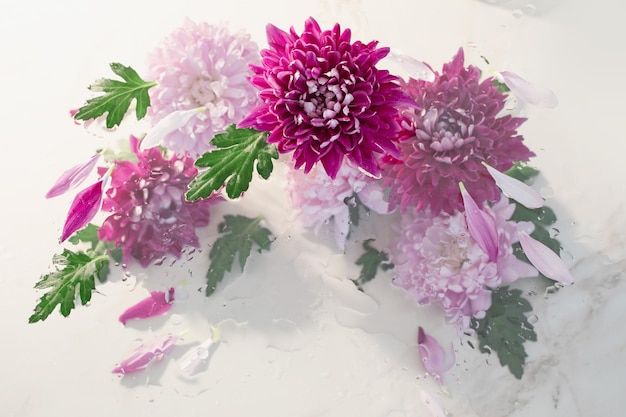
[460,182,499,262]
[60,180,104,242]
[112,334,178,375]
[419,390,448,417]
[141,108,203,150]
[46,153,101,198]
[357,183,390,214]
[178,328,221,376]
[119,288,175,325]
[483,162,544,209]
[500,71,558,108]
[518,232,574,284]
[417,327,455,385]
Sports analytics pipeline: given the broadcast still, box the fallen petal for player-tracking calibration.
[459,182,499,262]
[419,390,448,417]
[60,180,104,242]
[519,232,574,284]
[119,288,175,325]
[500,71,558,108]
[46,153,101,198]
[483,162,544,209]
[178,327,221,376]
[112,334,178,375]
[141,108,204,150]
[417,326,456,385]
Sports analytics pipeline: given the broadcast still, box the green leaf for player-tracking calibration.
[493,79,511,93]
[73,63,157,128]
[471,287,537,379]
[68,223,101,250]
[354,239,394,289]
[504,162,539,183]
[29,249,110,323]
[206,215,273,296]
[186,125,278,201]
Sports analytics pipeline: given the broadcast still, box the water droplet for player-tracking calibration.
[121,263,127,269]
[528,315,539,324]
[549,228,560,238]
[512,9,524,18]
[524,4,537,15]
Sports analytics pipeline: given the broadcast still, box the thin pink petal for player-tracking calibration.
[483,162,544,209]
[141,108,201,150]
[519,232,574,284]
[112,334,178,375]
[417,327,455,385]
[60,180,104,242]
[119,288,175,325]
[460,182,499,262]
[500,71,558,108]
[46,153,101,198]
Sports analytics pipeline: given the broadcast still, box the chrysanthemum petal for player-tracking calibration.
[460,182,499,262]
[46,153,101,198]
[178,328,221,376]
[519,232,574,284]
[483,162,544,208]
[119,288,175,325]
[141,108,203,150]
[500,71,558,108]
[60,180,104,242]
[417,326,455,385]
[112,334,178,375]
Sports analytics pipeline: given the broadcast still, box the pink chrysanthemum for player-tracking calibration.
[147,19,261,157]
[287,159,388,250]
[239,17,413,179]
[390,195,536,331]
[383,48,534,215]
[98,137,218,267]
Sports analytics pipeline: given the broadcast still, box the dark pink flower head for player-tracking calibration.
[239,17,413,179]
[98,138,218,267]
[383,48,534,215]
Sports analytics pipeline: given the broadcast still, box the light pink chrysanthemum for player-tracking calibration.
[147,19,260,157]
[239,17,414,179]
[383,48,534,215]
[287,159,388,250]
[391,195,536,331]
[99,137,219,267]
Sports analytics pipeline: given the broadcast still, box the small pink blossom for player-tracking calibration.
[119,288,175,325]
[417,326,455,385]
[112,334,178,375]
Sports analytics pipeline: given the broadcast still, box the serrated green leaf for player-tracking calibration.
[206,215,273,296]
[493,79,511,93]
[471,287,537,379]
[68,223,101,250]
[73,63,157,128]
[504,162,539,183]
[353,239,394,290]
[29,249,110,323]
[186,126,278,201]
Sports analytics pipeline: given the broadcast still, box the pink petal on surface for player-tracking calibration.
[60,180,104,242]
[459,182,499,262]
[178,328,221,376]
[519,232,574,284]
[483,162,544,209]
[112,334,178,375]
[417,327,456,385]
[141,108,203,150]
[500,71,558,108]
[119,288,175,325]
[46,153,101,198]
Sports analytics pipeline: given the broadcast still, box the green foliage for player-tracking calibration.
[30,225,116,323]
[73,63,157,128]
[206,215,274,296]
[493,79,511,93]
[186,126,278,201]
[471,287,537,379]
[354,239,393,289]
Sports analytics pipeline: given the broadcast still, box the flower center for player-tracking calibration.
[426,108,475,152]
[298,68,357,134]
[190,76,218,106]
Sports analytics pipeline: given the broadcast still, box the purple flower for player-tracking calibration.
[391,195,536,331]
[60,179,105,242]
[98,137,219,267]
[146,19,261,157]
[287,159,388,250]
[118,288,175,325]
[382,48,535,215]
[417,326,455,385]
[112,334,178,375]
[239,17,413,179]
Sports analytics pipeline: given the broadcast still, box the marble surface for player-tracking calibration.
[1,1,625,416]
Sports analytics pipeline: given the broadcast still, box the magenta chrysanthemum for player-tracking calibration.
[98,137,218,267]
[239,17,413,179]
[287,159,387,250]
[390,195,536,331]
[147,19,260,157]
[383,48,534,215]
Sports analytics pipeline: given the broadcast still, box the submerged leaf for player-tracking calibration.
[354,239,393,289]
